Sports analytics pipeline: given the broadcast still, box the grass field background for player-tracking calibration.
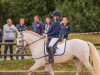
[0,33,99,71]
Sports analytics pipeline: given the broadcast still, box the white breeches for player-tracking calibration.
[49,38,59,47]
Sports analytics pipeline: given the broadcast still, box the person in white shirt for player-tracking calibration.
[3,19,17,60]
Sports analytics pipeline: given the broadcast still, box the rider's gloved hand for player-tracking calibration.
[42,34,46,38]
[43,33,48,38]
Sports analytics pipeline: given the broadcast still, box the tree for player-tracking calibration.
[57,0,100,32]
[0,0,100,32]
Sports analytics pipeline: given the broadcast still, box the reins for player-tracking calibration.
[24,36,45,47]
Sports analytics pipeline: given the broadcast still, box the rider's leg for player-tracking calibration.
[48,47,54,63]
[49,38,59,47]
[48,38,59,63]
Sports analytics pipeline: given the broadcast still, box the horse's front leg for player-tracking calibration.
[28,61,45,75]
[45,64,54,75]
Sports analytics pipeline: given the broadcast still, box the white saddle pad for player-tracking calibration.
[44,42,66,56]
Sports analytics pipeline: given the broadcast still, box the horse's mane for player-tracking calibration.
[22,31,43,38]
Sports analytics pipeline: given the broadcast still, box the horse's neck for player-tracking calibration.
[24,33,45,57]
[29,39,45,58]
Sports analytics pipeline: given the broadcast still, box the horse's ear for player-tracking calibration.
[16,30,20,35]
[20,32,23,36]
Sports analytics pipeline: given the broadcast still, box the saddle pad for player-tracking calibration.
[44,42,66,56]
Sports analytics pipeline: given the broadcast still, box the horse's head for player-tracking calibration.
[16,31,27,51]
[16,31,44,51]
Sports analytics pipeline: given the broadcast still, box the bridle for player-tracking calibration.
[17,33,45,50]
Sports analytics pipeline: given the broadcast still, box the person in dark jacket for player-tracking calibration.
[60,17,71,40]
[32,15,44,35]
[0,26,3,58]
[16,18,27,32]
[16,18,27,60]
[43,17,52,34]
[47,10,61,63]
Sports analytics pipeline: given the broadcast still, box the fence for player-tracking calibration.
[0,42,31,57]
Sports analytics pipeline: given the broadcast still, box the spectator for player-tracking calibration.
[3,19,17,60]
[60,17,71,40]
[0,26,3,58]
[16,18,27,60]
[32,15,44,35]
[16,18,27,32]
[43,17,52,34]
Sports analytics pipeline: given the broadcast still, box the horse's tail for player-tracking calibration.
[87,42,100,75]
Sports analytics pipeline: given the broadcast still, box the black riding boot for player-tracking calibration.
[48,47,54,63]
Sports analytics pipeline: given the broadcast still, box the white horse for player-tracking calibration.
[16,31,100,75]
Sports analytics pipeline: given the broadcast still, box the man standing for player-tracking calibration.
[3,19,17,60]
[47,10,61,63]
[16,18,27,60]
[32,15,44,35]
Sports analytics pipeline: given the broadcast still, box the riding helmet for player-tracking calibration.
[52,10,61,17]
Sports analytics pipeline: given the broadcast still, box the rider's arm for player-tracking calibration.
[47,22,61,36]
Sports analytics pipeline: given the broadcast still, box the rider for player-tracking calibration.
[47,10,61,63]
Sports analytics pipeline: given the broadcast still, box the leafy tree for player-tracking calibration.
[57,0,100,32]
[0,0,100,32]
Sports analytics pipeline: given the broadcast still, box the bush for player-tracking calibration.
[0,0,99,32]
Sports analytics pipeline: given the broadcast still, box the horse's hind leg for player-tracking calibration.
[74,58,82,75]
[45,64,54,75]
[28,61,45,75]
[82,61,95,75]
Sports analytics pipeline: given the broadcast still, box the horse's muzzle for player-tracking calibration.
[16,45,24,50]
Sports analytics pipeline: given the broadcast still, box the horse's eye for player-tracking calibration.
[19,41,22,42]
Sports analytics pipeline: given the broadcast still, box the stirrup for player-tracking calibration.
[48,58,54,64]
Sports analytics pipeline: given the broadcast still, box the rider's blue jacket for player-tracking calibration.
[47,20,61,38]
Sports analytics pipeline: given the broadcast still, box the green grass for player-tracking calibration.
[69,34,100,44]
[0,59,87,71]
[69,34,100,49]
[0,34,99,71]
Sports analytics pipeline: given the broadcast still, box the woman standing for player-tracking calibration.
[60,17,71,40]
[32,15,44,35]
[43,17,52,34]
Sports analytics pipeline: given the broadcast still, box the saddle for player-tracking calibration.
[45,38,65,54]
